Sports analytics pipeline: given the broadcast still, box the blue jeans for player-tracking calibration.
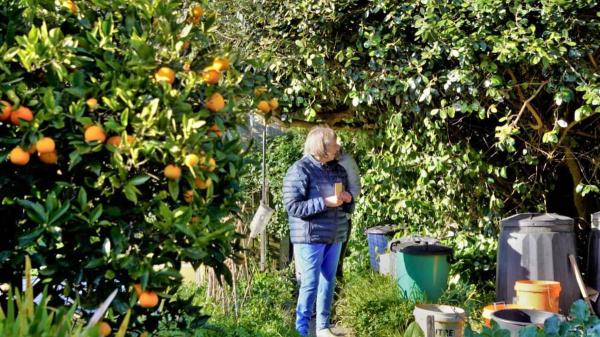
[294,242,342,336]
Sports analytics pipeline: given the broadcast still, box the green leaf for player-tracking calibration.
[48,202,70,225]
[18,228,45,246]
[16,199,47,224]
[517,325,537,337]
[90,205,103,223]
[569,300,589,321]
[129,175,150,186]
[168,180,179,201]
[77,187,88,209]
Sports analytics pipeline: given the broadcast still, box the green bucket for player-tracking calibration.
[392,237,453,301]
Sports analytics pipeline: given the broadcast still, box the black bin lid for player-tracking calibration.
[389,236,452,255]
[364,225,401,235]
[500,213,573,228]
[592,212,600,230]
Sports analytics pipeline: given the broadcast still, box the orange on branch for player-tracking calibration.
[257,100,271,113]
[9,147,30,166]
[184,190,194,203]
[206,93,225,112]
[138,291,159,308]
[98,321,111,337]
[36,137,55,154]
[38,151,58,165]
[164,164,182,180]
[268,98,279,110]
[84,125,106,143]
[10,106,33,126]
[155,67,176,85]
[202,67,220,84]
[212,57,230,71]
[0,100,12,121]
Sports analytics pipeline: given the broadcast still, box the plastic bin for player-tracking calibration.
[495,213,579,313]
[392,236,452,301]
[365,225,400,272]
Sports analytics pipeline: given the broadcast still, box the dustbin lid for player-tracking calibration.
[365,225,401,235]
[592,212,600,230]
[389,236,452,255]
[501,213,573,228]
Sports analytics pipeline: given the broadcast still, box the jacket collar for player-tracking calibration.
[305,154,337,168]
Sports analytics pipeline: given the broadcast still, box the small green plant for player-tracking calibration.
[336,272,413,337]
[0,256,129,337]
[465,300,600,337]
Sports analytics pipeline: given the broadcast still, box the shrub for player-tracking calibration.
[0,0,252,331]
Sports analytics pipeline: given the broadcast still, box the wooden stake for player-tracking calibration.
[568,254,596,315]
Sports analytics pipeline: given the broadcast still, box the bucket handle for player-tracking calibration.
[491,301,505,310]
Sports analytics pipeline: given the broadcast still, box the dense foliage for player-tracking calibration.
[215,0,600,226]
[0,0,253,331]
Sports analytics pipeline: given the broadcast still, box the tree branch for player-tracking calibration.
[509,78,548,129]
[507,69,546,130]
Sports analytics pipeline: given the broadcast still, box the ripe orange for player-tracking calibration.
[0,100,12,121]
[36,137,55,154]
[206,93,225,112]
[98,321,111,337]
[86,98,98,110]
[106,135,121,146]
[126,135,135,144]
[209,124,222,137]
[212,57,230,71]
[185,154,200,167]
[184,190,194,203]
[164,164,182,180]
[38,151,58,165]
[202,67,220,84]
[9,147,30,165]
[84,125,106,143]
[191,5,203,18]
[268,98,279,110]
[10,106,33,125]
[257,100,271,113]
[138,291,159,308]
[194,177,212,189]
[155,67,175,85]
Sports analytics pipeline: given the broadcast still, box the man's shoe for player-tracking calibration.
[316,328,338,337]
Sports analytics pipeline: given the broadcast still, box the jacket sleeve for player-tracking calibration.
[341,166,356,214]
[283,164,326,218]
[343,154,361,199]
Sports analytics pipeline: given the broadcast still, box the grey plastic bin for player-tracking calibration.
[495,213,580,314]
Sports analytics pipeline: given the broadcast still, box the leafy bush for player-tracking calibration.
[159,270,300,337]
[0,0,252,330]
[336,271,495,337]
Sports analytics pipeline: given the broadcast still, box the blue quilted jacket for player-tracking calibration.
[283,155,354,244]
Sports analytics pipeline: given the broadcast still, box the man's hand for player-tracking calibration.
[324,195,343,207]
[340,191,352,203]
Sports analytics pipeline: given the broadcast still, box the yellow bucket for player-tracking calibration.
[514,280,561,313]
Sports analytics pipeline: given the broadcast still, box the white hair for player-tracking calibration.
[303,126,337,158]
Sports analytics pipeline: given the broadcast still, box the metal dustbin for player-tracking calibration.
[391,236,453,301]
[365,225,400,272]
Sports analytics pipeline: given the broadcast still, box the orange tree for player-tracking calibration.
[0,0,252,331]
